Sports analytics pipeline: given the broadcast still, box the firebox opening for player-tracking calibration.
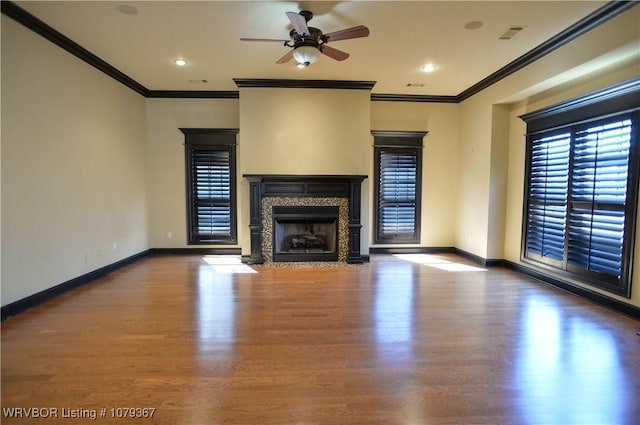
[272,206,339,262]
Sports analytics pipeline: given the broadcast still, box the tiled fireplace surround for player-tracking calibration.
[243,175,367,264]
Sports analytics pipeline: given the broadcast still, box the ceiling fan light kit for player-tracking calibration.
[241,10,370,67]
[293,45,320,67]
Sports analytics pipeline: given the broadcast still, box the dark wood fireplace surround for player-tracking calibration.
[243,174,367,264]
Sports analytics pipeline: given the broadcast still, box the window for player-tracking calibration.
[181,129,238,245]
[521,79,639,297]
[372,131,427,244]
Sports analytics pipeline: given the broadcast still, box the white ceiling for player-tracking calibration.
[12,1,618,96]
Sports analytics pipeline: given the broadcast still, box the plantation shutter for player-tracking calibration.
[182,128,238,245]
[566,118,632,283]
[372,131,426,244]
[525,132,570,265]
[520,78,639,298]
[379,149,419,240]
[192,148,232,240]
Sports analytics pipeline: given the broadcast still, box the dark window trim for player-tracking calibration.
[520,78,640,298]
[372,131,427,245]
[181,128,239,245]
[521,78,640,134]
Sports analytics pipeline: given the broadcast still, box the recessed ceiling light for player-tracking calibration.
[421,64,437,73]
[465,21,483,30]
[174,59,187,66]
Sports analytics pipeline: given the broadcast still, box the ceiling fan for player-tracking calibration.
[240,10,370,67]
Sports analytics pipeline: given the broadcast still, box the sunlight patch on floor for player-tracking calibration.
[393,254,487,272]
[202,255,257,274]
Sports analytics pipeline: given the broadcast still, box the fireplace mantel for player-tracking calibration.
[243,174,367,264]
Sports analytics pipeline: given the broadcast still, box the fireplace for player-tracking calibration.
[243,174,367,264]
[273,206,339,262]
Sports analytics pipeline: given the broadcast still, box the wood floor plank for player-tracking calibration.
[2,254,639,424]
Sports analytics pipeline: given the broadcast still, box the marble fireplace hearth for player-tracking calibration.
[243,175,367,264]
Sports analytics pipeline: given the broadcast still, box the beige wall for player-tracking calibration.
[238,88,371,175]
[457,97,493,257]
[370,101,459,248]
[486,105,510,260]
[238,87,372,255]
[145,98,240,248]
[1,16,149,306]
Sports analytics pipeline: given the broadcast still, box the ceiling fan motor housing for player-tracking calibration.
[290,27,323,48]
[299,10,313,22]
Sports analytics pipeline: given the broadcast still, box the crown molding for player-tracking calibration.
[370,94,458,103]
[371,130,429,138]
[147,90,239,99]
[520,77,640,134]
[179,128,239,135]
[2,1,636,102]
[233,79,376,90]
[521,77,640,123]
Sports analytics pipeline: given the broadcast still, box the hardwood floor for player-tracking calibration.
[2,254,639,424]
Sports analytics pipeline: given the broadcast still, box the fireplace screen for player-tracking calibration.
[272,206,339,262]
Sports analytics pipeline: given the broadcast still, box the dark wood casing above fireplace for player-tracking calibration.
[243,174,367,264]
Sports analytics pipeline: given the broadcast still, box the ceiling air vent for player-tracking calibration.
[499,26,524,40]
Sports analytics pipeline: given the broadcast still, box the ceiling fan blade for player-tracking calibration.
[286,11,309,35]
[319,45,350,61]
[241,38,289,43]
[323,25,370,42]
[276,49,294,64]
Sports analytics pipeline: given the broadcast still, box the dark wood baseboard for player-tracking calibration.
[369,246,455,255]
[1,250,152,321]
[504,260,640,320]
[452,248,505,267]
[369,247,504,268]
[150,248,242,255]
